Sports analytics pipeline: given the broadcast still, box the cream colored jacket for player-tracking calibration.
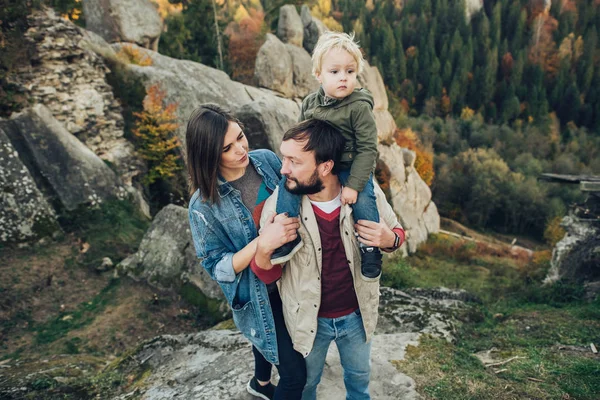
[260,183,402,357]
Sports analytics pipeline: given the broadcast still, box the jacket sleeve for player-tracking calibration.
[189,207,237,283]
[346,102,378,192]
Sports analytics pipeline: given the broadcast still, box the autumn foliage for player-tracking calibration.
[225,8,265,84]
[116,44,153,67]
[133,84,182,184]
[394,128,434,186]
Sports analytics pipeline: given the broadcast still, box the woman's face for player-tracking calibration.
[219,121,249,180]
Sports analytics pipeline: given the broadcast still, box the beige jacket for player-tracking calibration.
[260,183,402,357]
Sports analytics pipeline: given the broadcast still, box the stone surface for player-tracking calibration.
[358,61,389,111]
[286,43,320,99]
[18,8,144,190]
[301,5,327,54]
[255,33,295,97]
[115,286,476,400]
[0,127,59,243]
[378,143,439,253]
[544,214,600,290]
[82,0,162,49]
[6,105,126,211]
[277,4,304,47]
[108,42,300,148]
[118,204,223,300]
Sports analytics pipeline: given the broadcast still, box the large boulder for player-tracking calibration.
[277,5,304,47]
[3,105,126,211]
[19,9,144,200]
[378,143,439,253]
[359,61,396,142]
[544,214,600,297]
[254,33,295,98]
[108,42,299,148]
[0,127,59,243]
[81,0,163,50]
[285,43,320,99]
[118,204,223,301]
[300,5,327,54]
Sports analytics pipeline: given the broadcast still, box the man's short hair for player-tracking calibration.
[282,119,346,175]
[311,31,365,77]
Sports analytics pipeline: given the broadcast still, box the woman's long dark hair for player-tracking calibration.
[186,104,241,204]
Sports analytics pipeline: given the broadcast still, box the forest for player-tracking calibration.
[2,0,599,240]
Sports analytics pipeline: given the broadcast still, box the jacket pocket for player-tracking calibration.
[231,300,265,346]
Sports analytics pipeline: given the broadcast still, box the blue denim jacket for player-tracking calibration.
[188,149,282,364]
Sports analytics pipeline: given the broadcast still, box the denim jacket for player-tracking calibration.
[188,149,282,364]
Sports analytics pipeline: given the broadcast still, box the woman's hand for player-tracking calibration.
[354,219,395,248]
[341,187,358,205]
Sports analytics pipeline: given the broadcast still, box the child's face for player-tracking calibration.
[315,48,358,100]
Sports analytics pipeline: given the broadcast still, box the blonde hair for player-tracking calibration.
[311,31,365,77]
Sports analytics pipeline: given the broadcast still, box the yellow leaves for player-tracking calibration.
[133,84,182,184]
[394,128,435,186]
[234,5,250,23]
[116,44,153,66]
[150,0,183,19]
[461,107,475,121]
[543,216,566,246]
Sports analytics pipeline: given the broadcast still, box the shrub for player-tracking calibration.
[394,128,435,186]
[132,84,182,184]
[543,215,566,246]
[116,44,153,66]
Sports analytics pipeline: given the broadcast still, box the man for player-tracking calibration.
[251,119,406,399]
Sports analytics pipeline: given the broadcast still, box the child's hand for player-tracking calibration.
[341,187,358,205]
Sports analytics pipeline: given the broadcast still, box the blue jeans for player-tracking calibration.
[301,309,372,400]
[276,172,380,224]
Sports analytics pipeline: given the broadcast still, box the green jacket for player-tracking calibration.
[299,87,378,192]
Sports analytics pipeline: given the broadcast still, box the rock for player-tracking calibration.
[235,99,300,155]
[97,257,114,272]
[118,204,223,300]
[378,143,439,253]
[254,34,294,98]
[300,5,327,54]
[4,105,126,211]
[465,0,484,21]
[544,214,600,294]
[277,5,303,47]
[81,0,162,50]
[108,43,299,146]
[116,287,474,399]
[358,60,389,111]
[285,43,320,99]
[0,127,59,243]
[374,109,397,144]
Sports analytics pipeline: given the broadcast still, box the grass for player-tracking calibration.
[384,233,600,400]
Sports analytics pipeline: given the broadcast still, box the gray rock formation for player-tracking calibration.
[544,214,599,298]
[277,5,304,47]
[3,104,126,211]
[18,8,144,192]
[114,287,475,399]
[254,33,295,98]
[108,42,300,150]
[82,0,163,50]
[378,143,439,253]
[118,204,223,300]
[0,127,59,243]
[286,43,320,98]
[301,5,327,54]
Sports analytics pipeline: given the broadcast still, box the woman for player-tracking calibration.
[186,104,306,400]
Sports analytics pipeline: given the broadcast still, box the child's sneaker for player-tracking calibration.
[246,376,276,400]
[360,247,382,281]
[270,236,303,265]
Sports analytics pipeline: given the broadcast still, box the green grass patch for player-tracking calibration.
[59,199,150,269]
[179,283,226,327]
[386,234,600,399]
[35,279,120,345]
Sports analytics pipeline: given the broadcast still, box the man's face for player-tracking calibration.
[280,138,324,195]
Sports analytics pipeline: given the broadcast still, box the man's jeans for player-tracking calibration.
[301,309,372,400]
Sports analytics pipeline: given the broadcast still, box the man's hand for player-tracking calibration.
[255,212,299,269]
[341,187,358,205]
[354,219,395,248]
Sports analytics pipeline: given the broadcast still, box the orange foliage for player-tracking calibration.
[440,92,451,116]
[528,13,559,77]
[394,128,435,186]
[501,52,514,80]
[133,84,182,184]
[543,216,566,246]
[117,44,153,66]
[225,9,265,84]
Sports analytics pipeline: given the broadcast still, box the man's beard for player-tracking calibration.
[285,169,324,195]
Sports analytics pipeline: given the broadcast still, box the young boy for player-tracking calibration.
[272,31,384,281]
